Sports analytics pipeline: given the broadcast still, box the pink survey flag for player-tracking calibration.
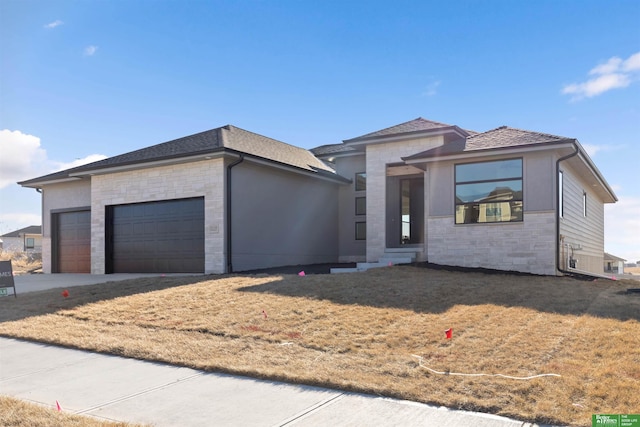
[445,328,453,339]
[56,400,62,411]
[298,271,305,276]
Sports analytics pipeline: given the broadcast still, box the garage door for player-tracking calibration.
[108,198,204,273]
[56,210,91,273]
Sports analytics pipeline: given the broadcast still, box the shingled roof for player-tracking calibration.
[19,125,338,187]
[0,225,42,237]
[344,117,470,143]
[310,143,357,156]
[403,126,573,161]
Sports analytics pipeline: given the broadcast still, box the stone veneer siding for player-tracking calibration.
[365,136,444,262]
[90,159,225,274]
[427,211,556,275]
[41,180,92,273]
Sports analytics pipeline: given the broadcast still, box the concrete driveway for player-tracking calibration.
[12,273,199,294]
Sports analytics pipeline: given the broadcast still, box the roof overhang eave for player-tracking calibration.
[68,150,228,178]
[19,176,84,189]
[223,148,350,185]
[402,139,617,203]
[402,140,578,165]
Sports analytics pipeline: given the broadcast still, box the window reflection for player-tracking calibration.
[455,159,523,224]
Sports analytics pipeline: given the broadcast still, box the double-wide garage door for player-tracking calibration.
[108,198,205,273]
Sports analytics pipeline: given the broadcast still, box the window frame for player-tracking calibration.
[25,237,35,249]
[355,172,366,191]
[355,221,366,240]
[454,158,524,225]
[355,197,366,216]
[558,170,564,219]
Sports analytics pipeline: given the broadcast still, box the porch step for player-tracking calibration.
[330,248,420,273]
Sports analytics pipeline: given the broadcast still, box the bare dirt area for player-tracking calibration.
[1,266,638,426]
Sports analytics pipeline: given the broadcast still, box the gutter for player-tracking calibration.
[556,142,580,276]
[226,154,244,273]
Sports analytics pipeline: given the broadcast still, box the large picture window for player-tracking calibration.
[455,158,523,224]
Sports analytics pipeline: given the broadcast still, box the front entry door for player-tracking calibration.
[400,178,424,244]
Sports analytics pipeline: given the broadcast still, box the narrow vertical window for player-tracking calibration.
[355,172,366,191]
[558,171,563,218]
[583,191,587,217]
[355,222,366,240]
[355,197,366,215]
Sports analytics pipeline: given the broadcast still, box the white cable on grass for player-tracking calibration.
[410,355,561,380]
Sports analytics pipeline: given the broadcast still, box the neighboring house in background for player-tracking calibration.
[19,118,617,277]
[604,253,625,275]
[0,226,42,254]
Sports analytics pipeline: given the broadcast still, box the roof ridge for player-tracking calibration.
[469,125,568,141]
[224,125,311,152]
[345,117,456,142]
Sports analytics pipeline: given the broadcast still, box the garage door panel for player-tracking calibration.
[110,198,204,273]
[56,210,91,273]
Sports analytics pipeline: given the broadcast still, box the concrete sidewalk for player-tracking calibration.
[0,338,545,427]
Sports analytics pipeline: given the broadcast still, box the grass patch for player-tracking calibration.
[0,395,147,427]
[1,266,639,426]
[0,250,42,275]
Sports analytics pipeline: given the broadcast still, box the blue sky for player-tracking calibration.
[1,0,639,262]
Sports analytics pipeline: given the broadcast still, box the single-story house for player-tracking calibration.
[0,225,42,254]
[604,253,625,275]
[19,118,617,276]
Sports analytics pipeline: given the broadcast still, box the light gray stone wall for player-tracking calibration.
[40,179,92,273]
[427,211,556,275]
[90,159,226,274]
[365,136,444,262]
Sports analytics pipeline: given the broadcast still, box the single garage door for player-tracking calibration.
[108,197,204,273]
[55,210,91,273]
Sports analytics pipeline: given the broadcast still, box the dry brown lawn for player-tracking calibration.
[0,395,147,427]
[626,266,640,275]
[1,266,639,426]
[0,250,42,275]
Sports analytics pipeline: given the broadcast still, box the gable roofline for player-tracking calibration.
[343,117,470,146]
[604,252,626,262]
[0,225,42,237]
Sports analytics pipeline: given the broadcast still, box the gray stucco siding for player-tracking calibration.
[334,155,367,262]
[427,151,556,216]
[523,152,554,212]
[230,161,340,272]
